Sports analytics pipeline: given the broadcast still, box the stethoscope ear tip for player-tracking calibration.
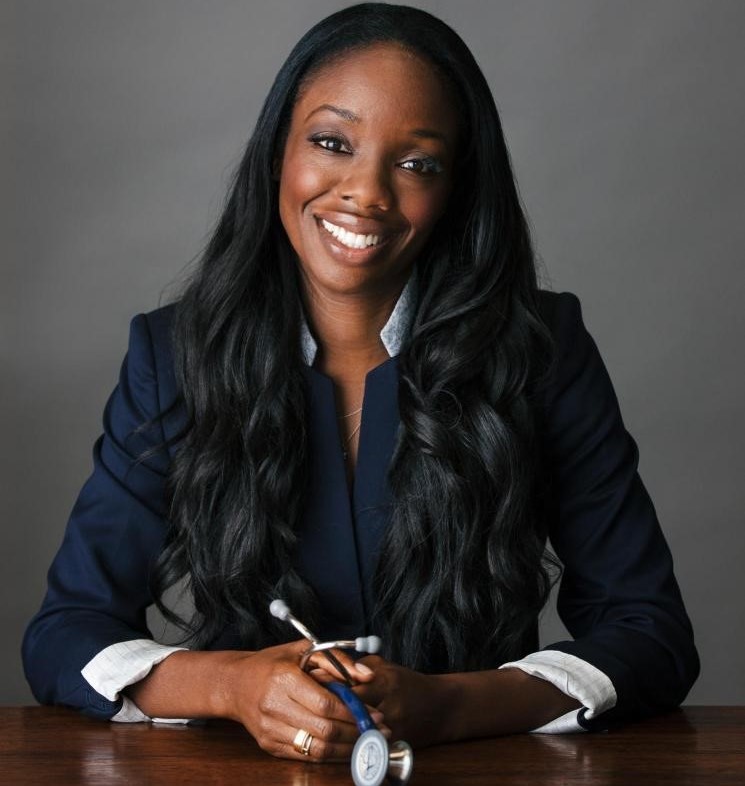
[269,598,290,620]
[355,635,382,654]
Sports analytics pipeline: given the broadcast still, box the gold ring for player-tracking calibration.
[293,728,313,757]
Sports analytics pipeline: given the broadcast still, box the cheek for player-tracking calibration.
[401,183,452,235]
[286,170,328,207]
[279,167,331,250]
[279,150,333,219]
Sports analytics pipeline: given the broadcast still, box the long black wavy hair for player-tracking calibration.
[151,2,557,672]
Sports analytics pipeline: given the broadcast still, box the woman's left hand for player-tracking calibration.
[352,659,586,747]
[351,655,456,748]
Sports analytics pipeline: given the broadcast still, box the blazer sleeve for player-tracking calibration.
[22,313,173,719]
[538,292,699,730]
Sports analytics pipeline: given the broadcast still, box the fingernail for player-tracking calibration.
[356,663,373,675]
[371,710,384,723]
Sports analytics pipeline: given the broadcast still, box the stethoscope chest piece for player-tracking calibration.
[387,740,414,784]
[351,730,413,786]
[352,729,388,786]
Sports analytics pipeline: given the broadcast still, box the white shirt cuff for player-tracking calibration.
[499,650,617,733]
[81,639,191,724]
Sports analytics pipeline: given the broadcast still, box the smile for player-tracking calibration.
[320,218,383,250]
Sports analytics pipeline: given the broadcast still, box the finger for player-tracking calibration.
[306,672,384,724]
[256,666,357,729]
[307,648,375,683]
[263,719,357,763]
[367,706,385,725]
[353,682,385,707]
[308,668,334,684]
[284,636,376,684]
[287,705,361,745]
[308,668,381,695]
[287,671,359,724]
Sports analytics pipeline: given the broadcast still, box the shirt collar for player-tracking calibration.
[300,272,418,366]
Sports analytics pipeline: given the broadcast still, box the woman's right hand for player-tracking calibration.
[218,639,382,761]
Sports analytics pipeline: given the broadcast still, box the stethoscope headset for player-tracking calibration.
[270,600,414,786]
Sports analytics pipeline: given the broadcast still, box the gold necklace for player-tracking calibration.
[339,406,362,462]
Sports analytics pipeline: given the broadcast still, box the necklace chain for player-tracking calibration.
[339,405,363,461]
[344,419,362,445]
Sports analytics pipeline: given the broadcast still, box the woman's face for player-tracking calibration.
[278,43,459,298]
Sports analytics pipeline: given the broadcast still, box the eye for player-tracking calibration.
[310,133,351,154]
[399,156,444,175]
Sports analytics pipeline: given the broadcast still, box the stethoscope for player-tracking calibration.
[270,600,414,786]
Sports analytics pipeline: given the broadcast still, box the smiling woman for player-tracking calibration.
[23,1,698,769]
[278,42,460,468]
[279,43,457,296]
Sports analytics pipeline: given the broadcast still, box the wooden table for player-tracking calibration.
[1,706,743,785]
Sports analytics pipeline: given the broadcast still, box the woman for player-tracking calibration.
[23,2,699,761]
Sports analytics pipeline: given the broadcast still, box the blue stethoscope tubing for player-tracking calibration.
[325,681,376,733]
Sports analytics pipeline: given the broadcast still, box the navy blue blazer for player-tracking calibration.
[22,291,699,729]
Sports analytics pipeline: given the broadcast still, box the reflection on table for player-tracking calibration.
[1,706,743,785]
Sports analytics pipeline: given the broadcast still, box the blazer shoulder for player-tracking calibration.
[536,289,583,341]
[137,302,178,350]
[126,302,180,420]
[533,289,600,410]
[130,302,178,367]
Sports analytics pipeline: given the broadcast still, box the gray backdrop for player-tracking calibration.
[2,0,744,706]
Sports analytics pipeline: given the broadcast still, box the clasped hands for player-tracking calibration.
[224,639,443,761]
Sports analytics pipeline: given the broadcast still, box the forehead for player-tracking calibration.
[293,43,459,134]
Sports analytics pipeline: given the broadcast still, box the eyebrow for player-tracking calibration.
[304,103,451,145]
[305,104,361,123]
[410,128,449,144]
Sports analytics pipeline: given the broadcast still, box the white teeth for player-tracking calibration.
[321,218,382,249]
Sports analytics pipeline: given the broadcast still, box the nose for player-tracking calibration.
[338,156,393,212]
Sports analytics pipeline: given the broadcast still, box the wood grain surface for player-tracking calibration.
[1,706,743,785]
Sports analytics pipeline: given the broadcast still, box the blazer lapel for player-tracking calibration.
[298,366,366,639]
[353,356,401,626]
[297,358,401,639]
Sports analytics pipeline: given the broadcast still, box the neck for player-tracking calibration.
[301,276,405,377]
